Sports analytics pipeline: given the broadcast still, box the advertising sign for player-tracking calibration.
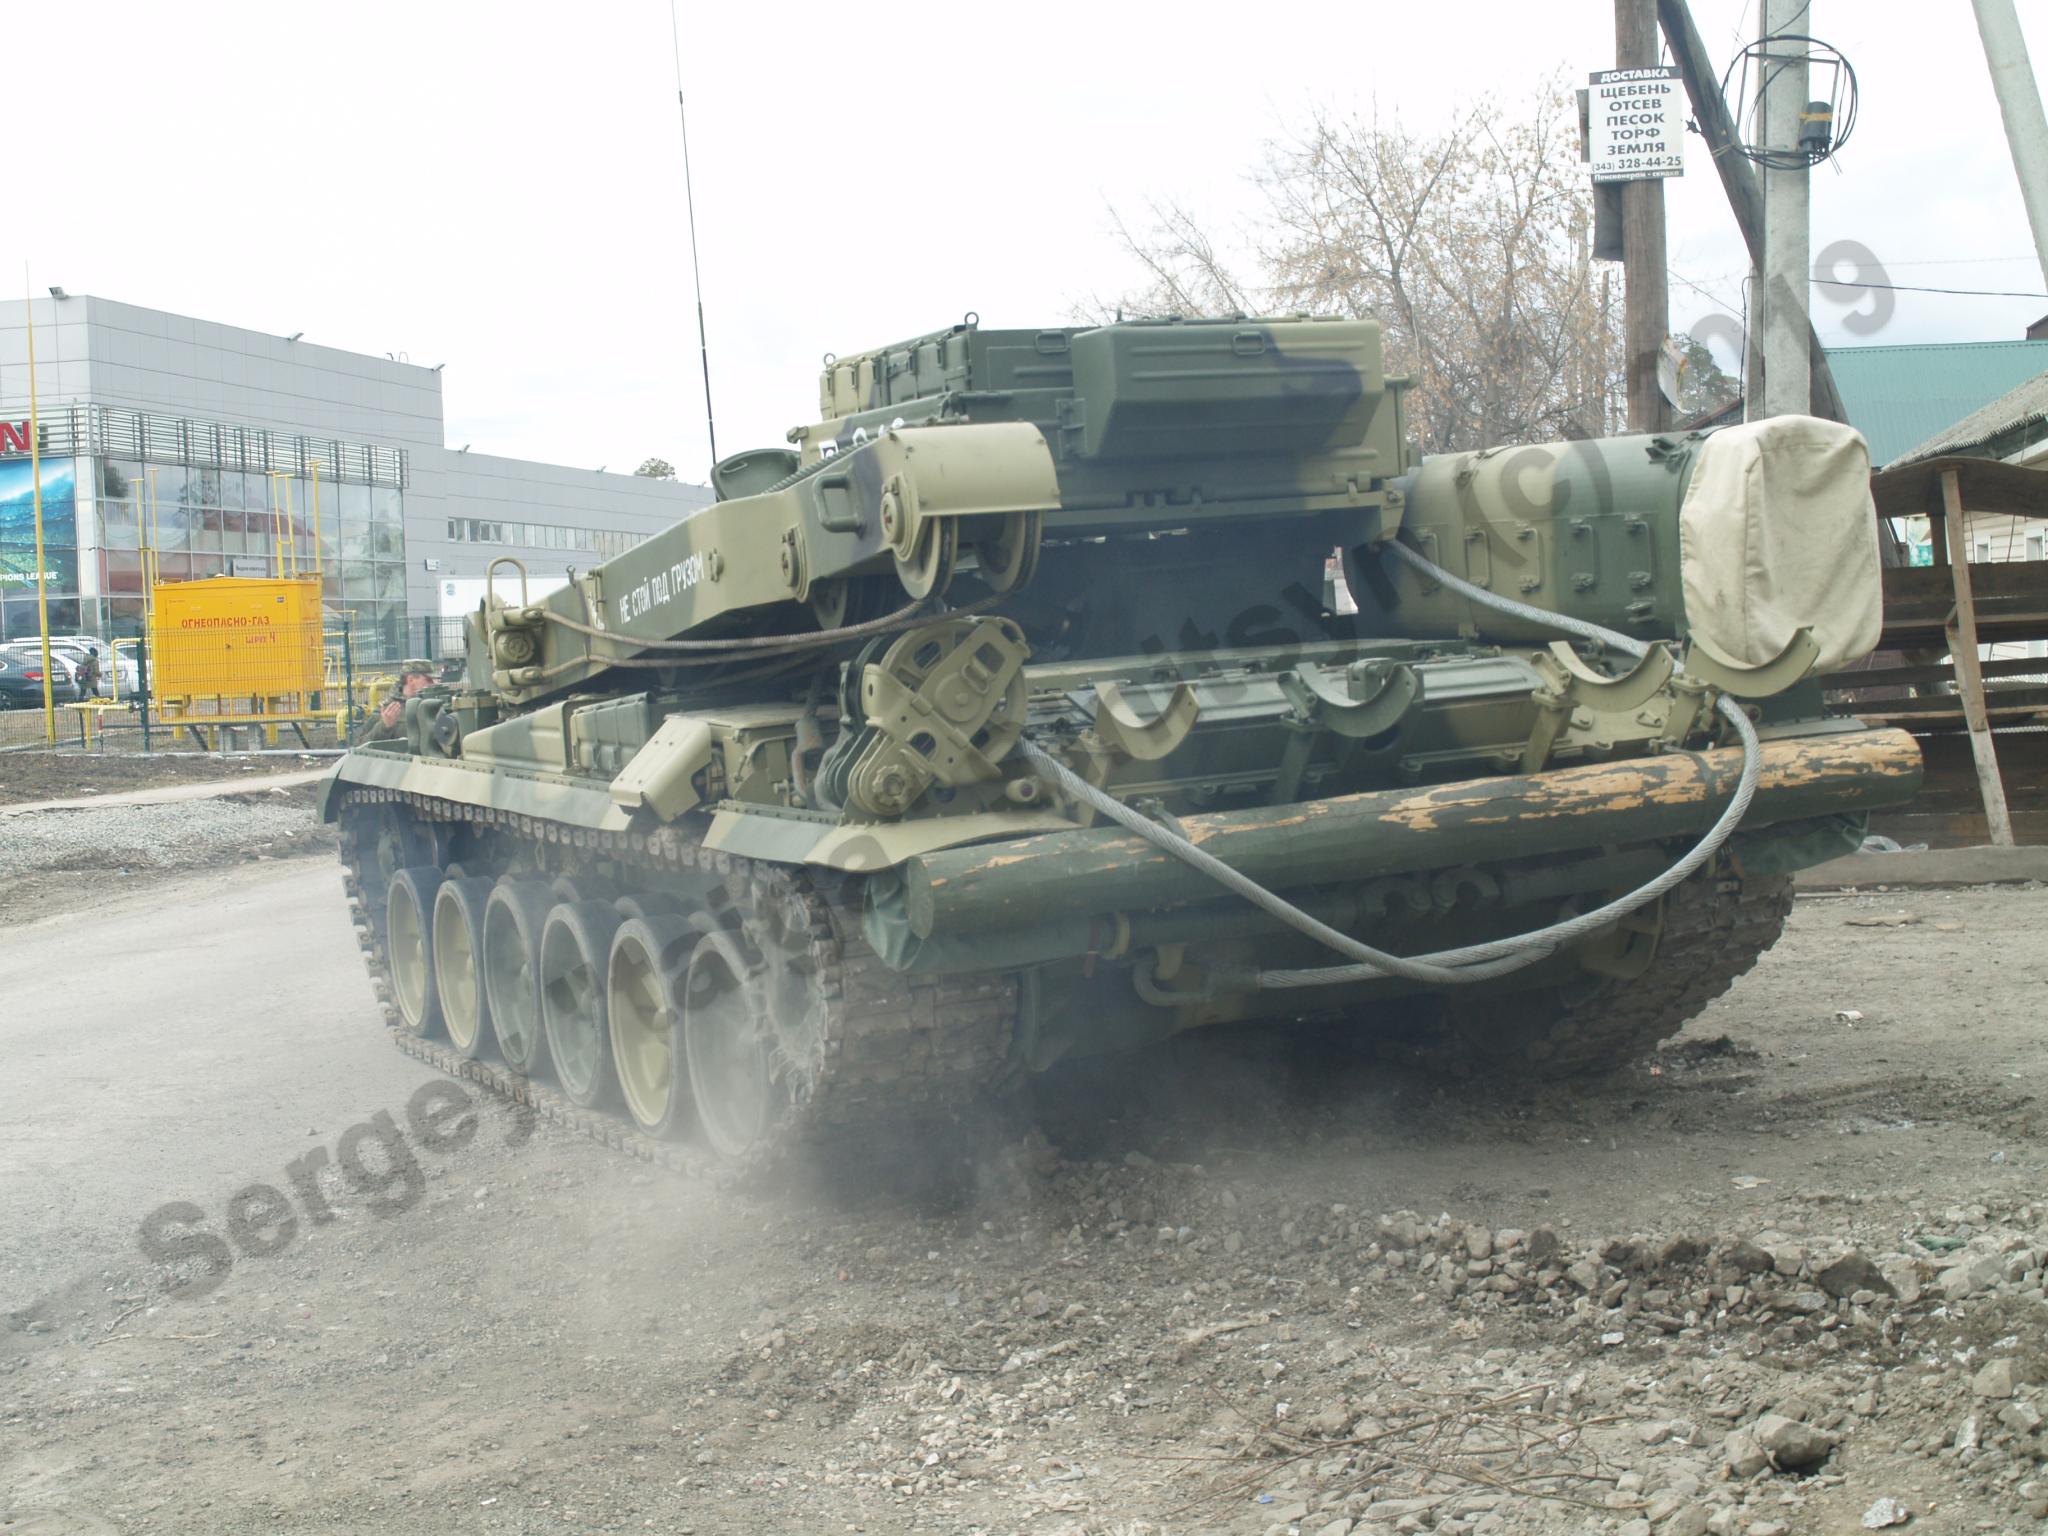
[0,458,77,579]
[1588,66,1686,182]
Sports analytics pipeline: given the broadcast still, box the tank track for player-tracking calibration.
[335,787,1016,1180]
[337,787,1796,1163]
[1406,868,1796,1077]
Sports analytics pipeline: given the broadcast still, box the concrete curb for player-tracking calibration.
[1795,845,2048,889]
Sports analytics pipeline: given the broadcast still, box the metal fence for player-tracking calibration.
[10,400,407,486]
[406,615,471,666]
[0,620,421,753]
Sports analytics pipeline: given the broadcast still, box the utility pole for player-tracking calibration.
[1618,0,1673,432]
[24,274,56,742]
[1661,0,1905,568]
[1758,0,1811,418]
[1972,0,2048,290]
[1656,0,1847,425]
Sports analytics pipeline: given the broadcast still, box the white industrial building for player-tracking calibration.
[0,294,711,659]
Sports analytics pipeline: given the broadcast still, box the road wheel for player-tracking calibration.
[432,877,496,1059]
[541,900,622,1109]
[608,915,697,1139]
[482,880,554,1077]
[681,927,794,1160]
[385,867,445,1037]
[360,807,435,910]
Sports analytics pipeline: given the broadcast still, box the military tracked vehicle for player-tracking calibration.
[320,313,1921,1168]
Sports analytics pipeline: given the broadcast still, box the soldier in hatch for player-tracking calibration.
[357,659,437,744]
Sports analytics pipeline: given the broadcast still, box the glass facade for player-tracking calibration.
[0,405,408,659]
[93,461,407,658]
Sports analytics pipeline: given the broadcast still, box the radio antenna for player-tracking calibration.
[669,0,718,470]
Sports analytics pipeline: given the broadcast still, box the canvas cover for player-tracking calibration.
[1678,415,1882,674]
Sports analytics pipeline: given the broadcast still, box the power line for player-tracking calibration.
[1812,278,2048,299]
[1681,256,2044,284]
[1666,269,1741,310]
[1877,256,2042,268]
[1670,270,2048,301]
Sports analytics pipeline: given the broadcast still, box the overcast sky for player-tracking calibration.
[12,1,2044,480]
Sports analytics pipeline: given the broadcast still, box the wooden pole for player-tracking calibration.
[1940,467,2016,846]
[1973,0,2048,291]
[905,730,1926,939]
[1619,0,1673,433]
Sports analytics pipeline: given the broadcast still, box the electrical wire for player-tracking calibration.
[1674,271,2048,301]
[1813,279,2048,300]
[1721,32,1857,169]
[540,593,934,653]
[527,591,1004,682]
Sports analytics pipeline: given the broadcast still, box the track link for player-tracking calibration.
[1415,868,1796,1076]
[339,787,1798,1162]
[337,788,1016,1179]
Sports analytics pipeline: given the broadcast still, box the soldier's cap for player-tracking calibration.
[399,658,437,677]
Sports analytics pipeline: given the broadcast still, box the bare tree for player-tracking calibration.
[1107,82,1623,453]
[634,457,677,480]
[1097,202,1255,319]
[1670,333,1740,421]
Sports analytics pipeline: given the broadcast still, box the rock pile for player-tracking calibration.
[776,1154,2048,1533]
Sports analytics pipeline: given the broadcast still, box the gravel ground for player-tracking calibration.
[0,749,331,806]
[1,800,2044,1534]
[0,790,332,924]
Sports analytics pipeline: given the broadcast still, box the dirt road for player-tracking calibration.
[2,851,2045,1535]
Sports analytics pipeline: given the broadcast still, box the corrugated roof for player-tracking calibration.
[1892,368,2048,465]
[1824,340,2048,466]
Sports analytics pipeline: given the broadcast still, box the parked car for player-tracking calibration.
[45,635,140,696]
[47,641,131,697]
[0,641,81,682]
[0,649,84,708]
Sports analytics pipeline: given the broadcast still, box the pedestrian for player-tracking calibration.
[76,645,102,698]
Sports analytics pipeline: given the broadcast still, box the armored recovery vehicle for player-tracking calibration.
[320,313,1921,1168]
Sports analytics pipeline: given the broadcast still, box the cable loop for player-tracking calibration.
[1020,537,1761,990]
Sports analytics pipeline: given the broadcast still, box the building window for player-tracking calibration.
[434,517,642,562]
